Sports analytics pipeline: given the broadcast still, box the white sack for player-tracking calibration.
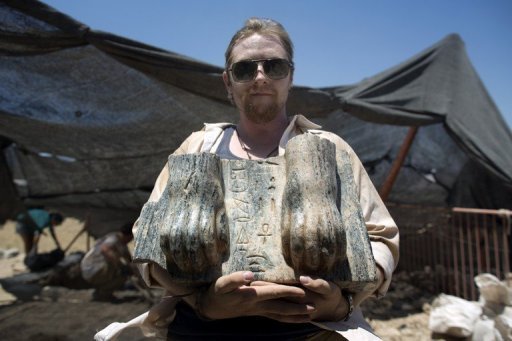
[472,318,502,341]
[475,273,512,307]
[494,307,512,341]
[429,293,482,337]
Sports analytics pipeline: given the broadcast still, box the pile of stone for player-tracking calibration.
[361,271,435,319]
[0,247,21,305]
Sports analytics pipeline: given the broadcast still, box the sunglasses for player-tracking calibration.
[229,58,294,83]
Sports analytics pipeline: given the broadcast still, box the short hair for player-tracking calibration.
[225,17,294,69]
[49,212,64,225]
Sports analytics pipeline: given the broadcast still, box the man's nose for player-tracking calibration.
[254,63,266,80]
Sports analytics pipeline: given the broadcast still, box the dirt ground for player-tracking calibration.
[0,219,435,340]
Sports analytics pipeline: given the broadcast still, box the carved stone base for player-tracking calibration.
[134,134,377,292]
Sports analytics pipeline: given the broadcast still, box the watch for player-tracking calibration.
[341,290,354,321]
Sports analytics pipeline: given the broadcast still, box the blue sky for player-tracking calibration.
[43,0,512,128]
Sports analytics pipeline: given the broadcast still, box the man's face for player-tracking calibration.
[223,34,293,124]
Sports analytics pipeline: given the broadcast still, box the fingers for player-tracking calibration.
[299,276,337,296]
[244,283,306,300]
[298,276,347,321]
[214,271,254,294]
[202,274,310,320]
[249,280,274,286]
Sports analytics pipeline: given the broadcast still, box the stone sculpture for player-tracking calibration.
[134,134,377,292]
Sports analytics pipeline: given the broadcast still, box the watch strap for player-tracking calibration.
[342,290,354,321]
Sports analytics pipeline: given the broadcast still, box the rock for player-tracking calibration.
[0,283,17,305]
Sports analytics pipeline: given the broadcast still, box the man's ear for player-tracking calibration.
[223,71,234,104]
[223,71,231,88]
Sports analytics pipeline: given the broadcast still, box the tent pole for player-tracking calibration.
[379,126,419,202]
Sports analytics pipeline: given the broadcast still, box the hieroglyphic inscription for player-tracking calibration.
[230,160,251,253]
[223,160,288,278]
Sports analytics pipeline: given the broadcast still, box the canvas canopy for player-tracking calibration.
[1,0,511,235]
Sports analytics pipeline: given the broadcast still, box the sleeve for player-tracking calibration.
[133,130,205,288]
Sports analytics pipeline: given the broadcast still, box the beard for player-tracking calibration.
[244,101,280,123]
[240,93,285,124]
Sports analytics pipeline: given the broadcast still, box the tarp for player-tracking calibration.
[1,0,511,234]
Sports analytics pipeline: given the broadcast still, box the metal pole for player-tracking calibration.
[452,212,460,297]
[379,126,418,202]
[501,215,511,276]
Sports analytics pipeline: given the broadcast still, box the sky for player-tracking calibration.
[43,0,512,128]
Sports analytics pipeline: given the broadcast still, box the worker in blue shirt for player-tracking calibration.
[15,208,64,254]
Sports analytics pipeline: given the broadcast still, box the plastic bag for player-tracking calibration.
[494,307,512,341]
[429,293,482,337]
[472,318,502,341]
[475,273,512,313]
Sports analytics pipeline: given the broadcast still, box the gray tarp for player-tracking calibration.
[1,0,511,234]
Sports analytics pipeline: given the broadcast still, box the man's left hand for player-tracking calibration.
[251,276,348,322]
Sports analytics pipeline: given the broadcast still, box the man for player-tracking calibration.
[135,18,399,340]
[15,208,65,271]
[81,222,135,301]
[15,208,63,254]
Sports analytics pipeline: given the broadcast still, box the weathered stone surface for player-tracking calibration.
[281,135,346,277]
[221,157,293,282]
[134,134,377,291]
[334,146,378,290]
[133,153,229,282]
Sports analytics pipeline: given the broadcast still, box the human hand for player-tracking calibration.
[271,276,348,322]
[196,271,315,323]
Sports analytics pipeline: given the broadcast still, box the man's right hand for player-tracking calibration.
[192,271,316,323]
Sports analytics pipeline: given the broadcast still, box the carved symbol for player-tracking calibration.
[247,251,274,273]
[236,222,249,251]
[257,223,272,243]
[268,176,276,192]
[233,198,250,222]
[230,163,248,192]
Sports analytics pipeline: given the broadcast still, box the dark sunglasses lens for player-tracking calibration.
[232,61,257,82]
[264,59,290,79]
